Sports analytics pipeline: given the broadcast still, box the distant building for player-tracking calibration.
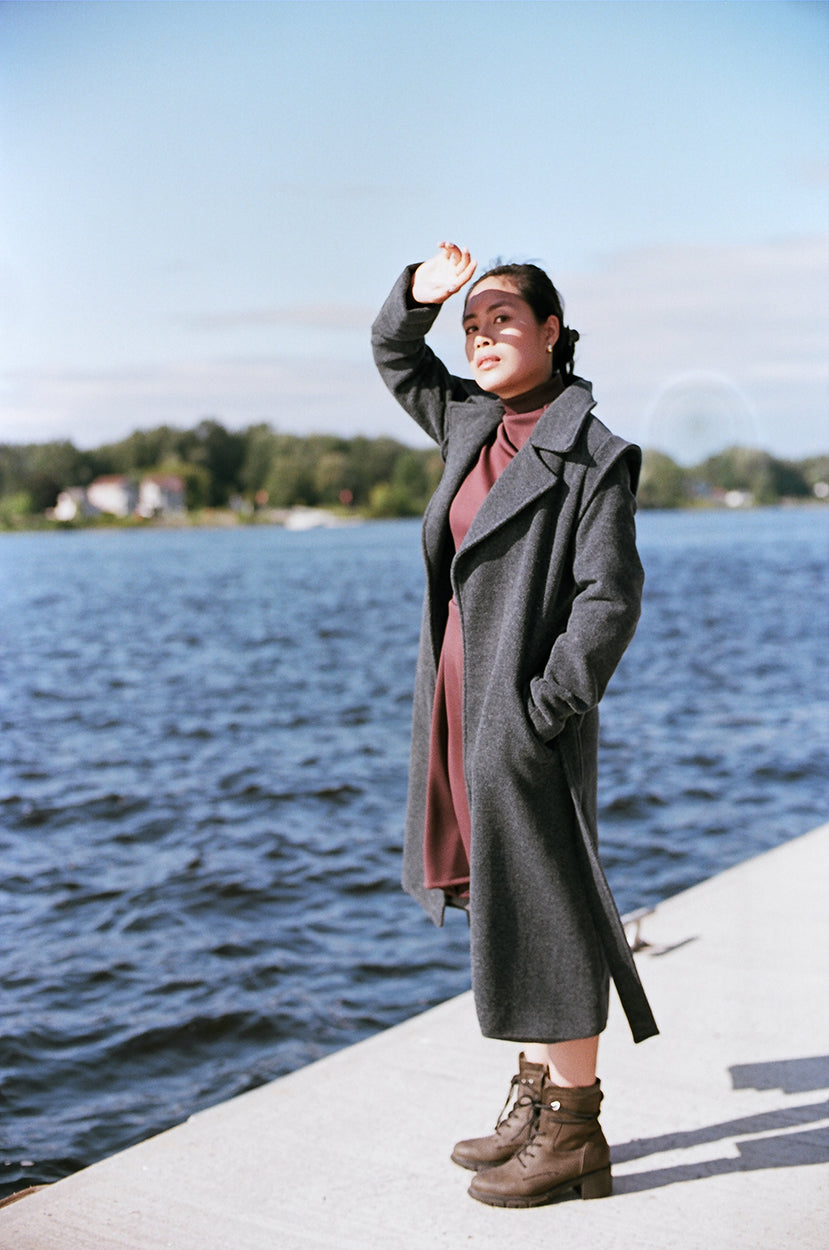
[87,475,139,517]
[138,474,186,517]
[50,488,100,522]
[48,474,186,521]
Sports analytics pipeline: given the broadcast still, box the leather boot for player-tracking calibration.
[451,1054,547,1171]
[467,1079,612,1207]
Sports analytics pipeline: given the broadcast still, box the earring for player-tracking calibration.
[546,344,553,353]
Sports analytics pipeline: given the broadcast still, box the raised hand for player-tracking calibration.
[411,242,478,305]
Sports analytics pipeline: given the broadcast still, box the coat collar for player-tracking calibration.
[529,378,596,452]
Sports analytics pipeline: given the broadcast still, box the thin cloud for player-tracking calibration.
[0,354,421,450]
[184,304,375,333]
[559,235,829,456]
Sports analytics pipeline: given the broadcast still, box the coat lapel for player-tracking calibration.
[422,397,502,563]
[443,398,503,485]
[531,378,597,453]
[455,380,597,565]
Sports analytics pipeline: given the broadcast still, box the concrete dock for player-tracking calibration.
[2,821,827,1249]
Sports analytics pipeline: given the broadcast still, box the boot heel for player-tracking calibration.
[579,1167,612,1200]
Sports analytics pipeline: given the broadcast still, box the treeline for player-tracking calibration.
[639,447,829,508]
[0,420,445,526]
[0,419,826,528]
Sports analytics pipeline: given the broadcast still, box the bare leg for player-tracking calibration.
[522,1035,599,1087]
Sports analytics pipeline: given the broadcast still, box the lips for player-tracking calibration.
[476,353,500,370]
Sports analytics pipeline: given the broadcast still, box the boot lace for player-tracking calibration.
[494,1074,541,1136]
[514,1102,593,1166]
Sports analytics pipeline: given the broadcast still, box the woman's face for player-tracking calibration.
[463,277,560,400]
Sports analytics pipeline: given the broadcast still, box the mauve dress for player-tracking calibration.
[423,387,561,896]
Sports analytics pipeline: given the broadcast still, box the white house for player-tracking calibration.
[50,488,100,522]
[138,474,186,518]
[86,476,139,517]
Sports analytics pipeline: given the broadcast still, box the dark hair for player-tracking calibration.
[465,262,580,382]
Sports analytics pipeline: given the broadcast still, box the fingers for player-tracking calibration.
[437,241,478,293]
[457,253,478,287]
[437,240,466,267]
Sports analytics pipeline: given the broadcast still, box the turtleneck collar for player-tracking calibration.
[501,375,564,416]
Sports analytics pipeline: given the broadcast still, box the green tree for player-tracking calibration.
[0,440,89,512]
[265,439,318,507]
[766,458,811,499]
[344,436,403,506]
[800,455,829,498]
[314,449,353,505]
[90,426,186,476]
[638,451,690,509]
[0,491,36,529]
[367,481,408,518]
[186,419,246,506]
[698,447,809,504]
[238,423,279,498]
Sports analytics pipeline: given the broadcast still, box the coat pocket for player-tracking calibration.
[525,677,566,746]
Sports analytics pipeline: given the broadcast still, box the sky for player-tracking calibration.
[1,0,827,463]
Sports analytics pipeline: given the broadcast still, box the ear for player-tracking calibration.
[544,315,560,348]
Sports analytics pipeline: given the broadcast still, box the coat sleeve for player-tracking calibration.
[371,266,473,452]
[527,447,644,741]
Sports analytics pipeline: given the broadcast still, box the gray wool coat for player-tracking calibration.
[372,268,658,1046]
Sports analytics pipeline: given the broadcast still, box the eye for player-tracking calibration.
[464,324,477,336]
[494,314,509,324]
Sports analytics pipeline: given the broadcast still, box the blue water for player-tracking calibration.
[1,507,826,1196]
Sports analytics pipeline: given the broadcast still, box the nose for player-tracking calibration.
[474,330,492,348]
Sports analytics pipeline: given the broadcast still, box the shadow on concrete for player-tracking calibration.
[611,1056,829,1194]
[730,1055,829,1094]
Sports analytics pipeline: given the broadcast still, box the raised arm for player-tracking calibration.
[371,244,479,449]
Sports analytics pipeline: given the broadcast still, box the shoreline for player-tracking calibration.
[1,497,827,535]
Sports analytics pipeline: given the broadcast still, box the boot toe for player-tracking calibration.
[450,1139,481,1171]
[451,1137,511,1171]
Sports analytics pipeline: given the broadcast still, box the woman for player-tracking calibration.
[371,243,657,1208]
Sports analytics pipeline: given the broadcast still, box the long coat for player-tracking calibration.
[372,268,658,1045]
